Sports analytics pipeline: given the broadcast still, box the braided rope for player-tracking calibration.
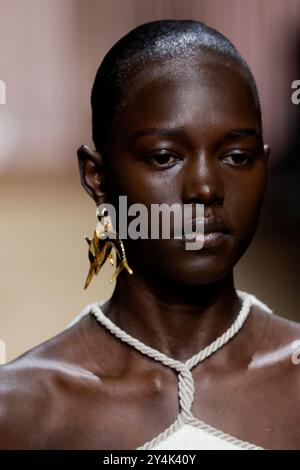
[89,290,252,439]
[66,290,273,449]
[185,290,252,370]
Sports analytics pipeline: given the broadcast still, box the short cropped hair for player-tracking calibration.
[91,19,262,154]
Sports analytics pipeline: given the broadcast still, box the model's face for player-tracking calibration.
[99,55,270,284]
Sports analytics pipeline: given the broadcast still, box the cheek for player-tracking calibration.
[227,166,267,246]
[107,158,178,206]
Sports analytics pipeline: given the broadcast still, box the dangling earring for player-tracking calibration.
[83,206,133,289]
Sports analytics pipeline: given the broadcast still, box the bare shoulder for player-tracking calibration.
[0,312,104,449]
[250,296,300,349]
[250,297,300,406]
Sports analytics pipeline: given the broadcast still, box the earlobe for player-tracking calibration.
[77,144,107,205]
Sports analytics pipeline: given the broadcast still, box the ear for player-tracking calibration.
[263,144,271,162]
[77,144,108,206]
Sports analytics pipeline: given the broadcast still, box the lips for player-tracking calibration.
[178,217,231,237]
[171,215,231,242]
[194,217,230,234]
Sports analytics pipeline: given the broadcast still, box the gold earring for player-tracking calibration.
[83,206,133,289]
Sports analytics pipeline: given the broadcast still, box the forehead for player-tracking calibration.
[117,55,260,142]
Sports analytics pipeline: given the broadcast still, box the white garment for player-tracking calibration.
[135,412,263,450]
[140,423,261,450]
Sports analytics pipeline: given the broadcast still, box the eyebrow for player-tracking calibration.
[128,127,187,143]
[128,126,263,145]
[220,128,263,143]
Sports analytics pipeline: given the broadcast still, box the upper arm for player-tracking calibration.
[0,362,53,449]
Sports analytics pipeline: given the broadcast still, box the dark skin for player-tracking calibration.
[1,53,300,450]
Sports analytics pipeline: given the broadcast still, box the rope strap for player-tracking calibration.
[90,289,253,420]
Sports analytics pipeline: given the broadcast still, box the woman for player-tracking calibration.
[0,19,300,450]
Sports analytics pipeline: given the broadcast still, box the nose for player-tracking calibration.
[182,151,224,208]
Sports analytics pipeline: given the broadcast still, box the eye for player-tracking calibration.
[222,153,254,166]
[143,152,181,168]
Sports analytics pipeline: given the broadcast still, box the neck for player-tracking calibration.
[102,259,241,362]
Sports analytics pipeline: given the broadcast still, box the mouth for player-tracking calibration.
[181,231,231,248]
[173,217,231,248]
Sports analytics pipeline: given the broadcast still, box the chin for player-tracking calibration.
[147,251,234,286]
[129,237,237,285]
[168,265,232,286]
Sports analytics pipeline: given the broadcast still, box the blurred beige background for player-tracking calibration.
[1,0,300,362]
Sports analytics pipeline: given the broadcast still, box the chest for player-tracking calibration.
[44,362,299,450]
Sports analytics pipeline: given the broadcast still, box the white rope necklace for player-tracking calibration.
[89,289,253,422]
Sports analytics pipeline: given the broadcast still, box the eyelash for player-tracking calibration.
[143,153,181,167]
[222,153,255,166]
[143,152,255,168]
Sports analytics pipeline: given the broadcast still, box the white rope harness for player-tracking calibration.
[89,291,253,423]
